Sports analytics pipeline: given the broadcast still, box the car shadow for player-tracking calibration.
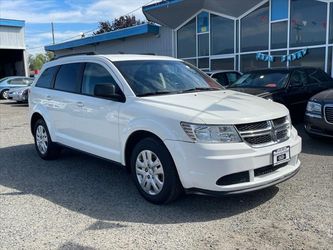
[0,101,28,107]
[0,144,278,224]
[294,124,333,156]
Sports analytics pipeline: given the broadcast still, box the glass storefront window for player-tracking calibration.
[290,47,326,70]
[241,3,269,52]
[290,0,327,47]
[198,33,209,56]
[328,47,332,77]
[197,12,209,33]
[270,50,287,68]
[271,21,288,49]
[177,18,196,58]
[330,2,333,43]
[198,58,209,69]
[183,59,197,67]
[240,54,268,72]
[211,58,234,70]
[211,14,234,55]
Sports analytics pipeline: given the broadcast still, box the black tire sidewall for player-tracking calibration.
[130,137,182,204]
[1,90,9,99]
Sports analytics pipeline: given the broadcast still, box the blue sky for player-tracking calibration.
[0,0,157,54]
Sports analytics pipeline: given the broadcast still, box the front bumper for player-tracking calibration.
[164,127,302,193]
[305,113,333,138]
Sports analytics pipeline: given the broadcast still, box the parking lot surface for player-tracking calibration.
[0,100,332,249]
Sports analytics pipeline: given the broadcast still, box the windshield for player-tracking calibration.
[114,60,222,97]
[230,72,289,89]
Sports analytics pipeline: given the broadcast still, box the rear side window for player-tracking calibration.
[226,72,241,84]
[54,63,83,93]
[212,73,228,86]
[81,63,121,96]
[306,68,332,83]
[36,66,59,88]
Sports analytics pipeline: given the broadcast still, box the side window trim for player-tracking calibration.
[50,65,60,89]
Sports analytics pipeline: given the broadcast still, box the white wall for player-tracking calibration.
[0,26,25,49]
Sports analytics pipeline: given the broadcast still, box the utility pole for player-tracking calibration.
[51,22,55,44]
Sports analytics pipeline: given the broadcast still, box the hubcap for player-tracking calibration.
[36,125,48,154]
[3,91,8,99]
[135,150,164,195]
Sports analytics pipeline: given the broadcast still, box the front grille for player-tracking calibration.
[236,116,290,147]
[324,105,333,124]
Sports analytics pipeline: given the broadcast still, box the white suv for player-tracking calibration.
[29,54,302,204]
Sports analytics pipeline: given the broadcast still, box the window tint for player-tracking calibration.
[82,63,120,96]
[226,73,241,84]
[232,72,289,89]
[306,69,332,83]
[8,78,24,85]
[54,63,83,93]
[212,73,228,86]
[36,66,59,88]
[290,70,307,85]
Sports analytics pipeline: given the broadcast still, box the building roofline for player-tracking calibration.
[45,23,160,52]
[0,18,25,28]
[143,0,184,11]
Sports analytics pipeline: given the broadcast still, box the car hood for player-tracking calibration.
[138,90,288,124]
[227,87,278,97]
[311,89,333,103]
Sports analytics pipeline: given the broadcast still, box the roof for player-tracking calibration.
[0,18,25,28]
[45,24,160,52]
[143,0,265,29]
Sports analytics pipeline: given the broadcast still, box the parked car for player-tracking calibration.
[228,67,333,118]
[29,54,301,204]
[7,84,31,103]
[305,89,333,138]
[0,76,34,99]
[206,70,242,86]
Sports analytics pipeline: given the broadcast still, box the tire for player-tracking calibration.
[130,137,183,204]
[0,89,9,99]
[33,119,61,160]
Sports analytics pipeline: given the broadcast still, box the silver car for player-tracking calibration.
[0,76,34,99]
[7,85,31,103]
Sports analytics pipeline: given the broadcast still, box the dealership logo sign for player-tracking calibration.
[256,49,308,63]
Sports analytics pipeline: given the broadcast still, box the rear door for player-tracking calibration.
[285,69,308,112]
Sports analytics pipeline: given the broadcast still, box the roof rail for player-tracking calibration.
[52,52,96,60]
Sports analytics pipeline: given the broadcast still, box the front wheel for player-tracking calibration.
[130,137,183,204]
[34,119,61,160]
[0,89,9,99]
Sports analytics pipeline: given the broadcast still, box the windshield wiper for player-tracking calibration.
[138,91,179,97]
[180,87,221,93]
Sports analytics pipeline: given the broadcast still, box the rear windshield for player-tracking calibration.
[113,60,222,97]
[231,71,289,89]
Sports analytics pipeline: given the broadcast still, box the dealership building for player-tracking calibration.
[0,18,28,78]
[46,0,333,76]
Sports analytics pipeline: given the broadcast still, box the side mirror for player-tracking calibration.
[94,84,125,102]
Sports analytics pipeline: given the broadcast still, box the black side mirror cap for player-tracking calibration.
[94,84,125,102]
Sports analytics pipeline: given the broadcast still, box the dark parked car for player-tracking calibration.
[305,89,333,138]
[228,67,333,117]
[206,70,242,87]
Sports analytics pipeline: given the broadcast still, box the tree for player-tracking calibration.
[28,52,54,71]
[94,15,145,35]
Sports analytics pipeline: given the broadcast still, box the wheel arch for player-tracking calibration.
[30,112,45,135]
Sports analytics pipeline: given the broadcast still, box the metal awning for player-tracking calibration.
[143,0,266,29]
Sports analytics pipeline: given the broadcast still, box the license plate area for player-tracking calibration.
[272,146,290,166]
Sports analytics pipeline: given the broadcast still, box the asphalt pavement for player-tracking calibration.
[0,100,332,249]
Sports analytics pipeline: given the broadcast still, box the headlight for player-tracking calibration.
[306,101,322,115]
[180,122,242,143]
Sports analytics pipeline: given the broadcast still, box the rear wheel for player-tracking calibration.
[130,137,183,204]
[34,119,61,160]
[0,89,9,99]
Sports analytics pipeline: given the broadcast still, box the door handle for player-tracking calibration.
[76,101,84,107]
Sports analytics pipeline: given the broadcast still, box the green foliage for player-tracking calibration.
[29,52,54,71]
[94,15,145,35]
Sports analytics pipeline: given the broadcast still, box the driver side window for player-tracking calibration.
[290,70,307,86]
[82,63,120,97]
